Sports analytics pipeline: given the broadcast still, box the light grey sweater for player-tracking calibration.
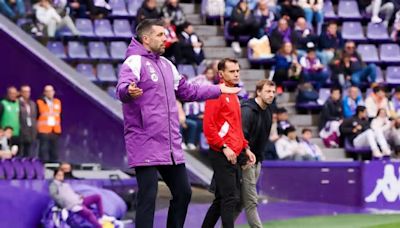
[49,180,82,210]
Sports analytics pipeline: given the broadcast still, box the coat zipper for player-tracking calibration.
[155,60,175,165]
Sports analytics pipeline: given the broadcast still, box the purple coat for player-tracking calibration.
[117,39,221,167]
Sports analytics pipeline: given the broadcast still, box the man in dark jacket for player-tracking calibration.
[340,106,391,158]
[18,85,37,157]
[238,79,276,228]
[330,41,377,87]
[269,18,300,53]
[318,21,343,65]
[319,87,343,130]
[178,22,204,65]
[136,0,159,24]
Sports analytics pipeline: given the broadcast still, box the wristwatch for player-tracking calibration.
[221,144,227,151]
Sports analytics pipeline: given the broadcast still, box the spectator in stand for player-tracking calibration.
[365,85,389,118]
[343,86,364,118]
[86,0,111,18]
[247,35,273,59]
[0,86,20,146]
[319,21,343,66]
[19,85,37,158]
[296,82,319,104]
[300,128,325,160]
[330,41,377,88]
[37,85,62,163]
[387,117,400,154]
[371,108,392,141]
[264,112,279,160]
[229,0,259,54]
[298,0,323,34]
[68,0,86,18]
[34,0,79,38]
[299,42,329,90]
[275,126,313,160]
[279,0,305,22]
[49,169,114,228]
[391,11,400,42]
[389,86,400,118]
[161,0,186,31]
[340,106,391,158]
[253,0,276,36]
[276,107,293,135]
[319,87,342,148]
[0,0,25,20]
[359,0,394,26]
[294,17,317,57]
[177,100,197,150]
[179,22,204,65]
[136,0,159,25]
[59,161,80,179]
[273,42,302,89]
[0,127,18,159]
[163,18,182,65]
[270,18,299,53]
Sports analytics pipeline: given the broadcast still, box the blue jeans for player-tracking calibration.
[302,70,329,90]
[0,0,25,19]
[181,119,197,144]
[351,64,377,87]
[303,8,323,33]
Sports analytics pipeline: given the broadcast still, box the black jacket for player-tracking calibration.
[19,98,38,143]
[241,99,273,163]
[339,116,370,143]
[319,98,343,130]
[136,4,159,24]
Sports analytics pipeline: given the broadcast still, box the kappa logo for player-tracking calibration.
[151,73,159,82]
[365,164,400,203]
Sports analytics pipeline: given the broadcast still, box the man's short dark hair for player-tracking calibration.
[373,85,385,93]
[255,79,276,93]
[217,58,239,71]
[136,19,165,41]
[302,128,312,134]
[284,126,296,136]
[276,107,287,114]
[356,105,366,116]
[330,87,341,93]
[182,21,192,30]
[3,126,13,131]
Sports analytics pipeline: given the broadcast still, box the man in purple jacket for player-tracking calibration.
[116,19,240,228]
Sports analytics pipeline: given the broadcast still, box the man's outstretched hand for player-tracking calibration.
[219,83,241,94]
[128,82,143,99]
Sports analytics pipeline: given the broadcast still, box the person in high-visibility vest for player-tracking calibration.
[37,85,62,162]
[0,86,20,146]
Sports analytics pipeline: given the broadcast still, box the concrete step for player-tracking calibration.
[278,103,297,114]
[275,92,296,104]
[322,148,347,161]
[193,25,222,36]
[310,138,325,148]
[180,3,199,14]
[186,14,202,25]
[242,80,258,92]
[203,46,244,59]
[201,36,226,47]
[289,114,319,126]
[241,69,267,80]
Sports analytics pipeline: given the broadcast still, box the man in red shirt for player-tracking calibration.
[202,58,256,228]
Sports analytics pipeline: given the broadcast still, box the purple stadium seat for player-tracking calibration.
[178,64,196,79]
[47,41,66,58]
[21,158,35,180]
[2,159,15,179]
[380,44,400,64]
[97,64,117,82]
[67,41,88,59]
[386,66,400,85]
[356,44,379,63]
[75,18,95,38]
[323,1,337,20]
[376,66,385,84]
[31,158,44,180]
[76,64,97,81]
[110,41,128,60]
[296,89,329,110]
[338,0,362,20]
[113,19,133,38]
[94,19,114,38]
[109,0,129,16]
[88,41,110,59]
[367,22,390,41]
[127,0,143,16]
[12,158,25,179]
[224,22,251,42]
[342,22,365,41]
[345,138,371,154]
